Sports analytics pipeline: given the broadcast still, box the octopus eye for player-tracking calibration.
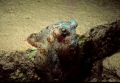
[61,28,66,32]
[60,28,70,36]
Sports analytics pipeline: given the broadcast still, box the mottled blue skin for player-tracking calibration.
[27,20,78,82]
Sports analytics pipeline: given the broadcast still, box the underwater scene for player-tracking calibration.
[0,0,120,82]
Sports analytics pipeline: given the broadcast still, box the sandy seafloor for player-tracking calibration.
[0,0,120,52]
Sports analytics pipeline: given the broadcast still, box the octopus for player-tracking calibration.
[27,20,78,82]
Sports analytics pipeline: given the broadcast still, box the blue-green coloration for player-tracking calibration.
[27,20,78,82]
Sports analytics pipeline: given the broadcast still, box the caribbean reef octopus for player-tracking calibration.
[27,20,78,82]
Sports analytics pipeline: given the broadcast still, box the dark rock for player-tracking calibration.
[102,50,120,82]
[75,20,120,82]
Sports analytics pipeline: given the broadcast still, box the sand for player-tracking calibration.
[0,0,120,52]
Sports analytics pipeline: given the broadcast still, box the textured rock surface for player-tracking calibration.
[0,50,40,82]
[102,50,120,82]
[87,50,120,82]
[76,19,120,82]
